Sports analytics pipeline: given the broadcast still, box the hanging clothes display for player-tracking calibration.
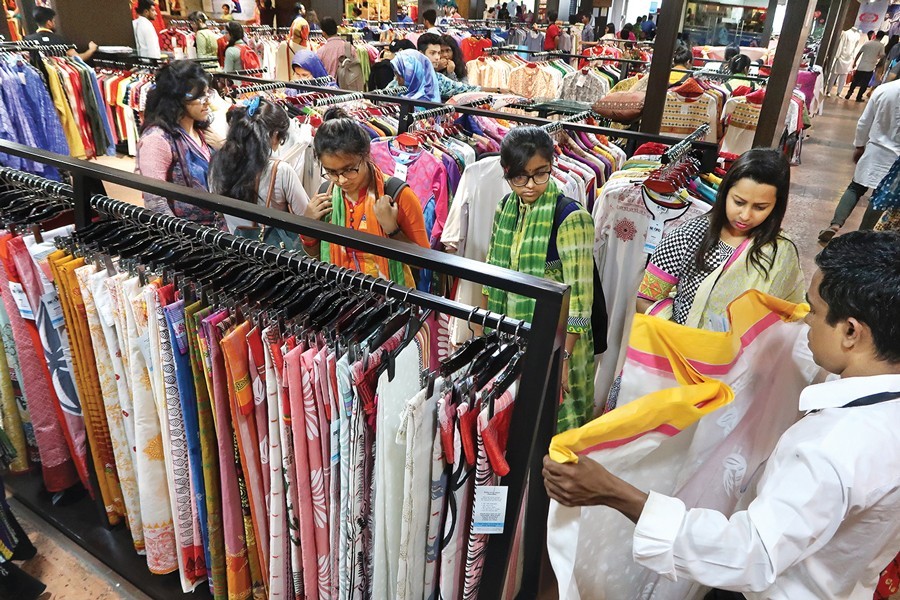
[0,166,539,600]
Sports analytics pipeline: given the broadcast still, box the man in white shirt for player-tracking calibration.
[422,8,440,33]
[133,0,162,59]
[543,230,900,599]
[819,78,899,242]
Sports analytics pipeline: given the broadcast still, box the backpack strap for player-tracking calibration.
[383,176,409,201]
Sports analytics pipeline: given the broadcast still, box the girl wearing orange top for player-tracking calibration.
[302,108,428,287]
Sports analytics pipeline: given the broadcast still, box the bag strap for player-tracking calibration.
[842,390,900,409]
[264,160,280,210]
[383,176,409,201]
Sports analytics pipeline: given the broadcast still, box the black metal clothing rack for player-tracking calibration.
[0,138,568,600]
[215,72,720,170]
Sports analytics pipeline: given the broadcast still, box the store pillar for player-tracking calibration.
[758,0,779,48]
[640,0,686,135]
[53,0,135,48]
[753,0,817,147]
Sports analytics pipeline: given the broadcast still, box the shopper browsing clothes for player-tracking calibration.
[637,148,805,331]
[819,78,900,242]
[136,61,222,227]
[483,127,596,433]
[544,229,900,600]
[301,108,429,287]
[209,97,309,235]
[25,6,97,61]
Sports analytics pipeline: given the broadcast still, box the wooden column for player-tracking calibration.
[639,0,686,135]
[758,0,779,48]
[17,0,36,35]
[753,0,817,148]
[53,0,134,48]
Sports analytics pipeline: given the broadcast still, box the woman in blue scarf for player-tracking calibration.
[390,49,441,102]
[291,49,332,82]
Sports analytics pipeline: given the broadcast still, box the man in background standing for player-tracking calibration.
[25,7,97,61]
[580,12,595,47]
[316,17,344,79]
[819,78,899,242]
[133,0,162,59]
[642,14,657,40]
[846,31,886,101]
[544,10,560,51]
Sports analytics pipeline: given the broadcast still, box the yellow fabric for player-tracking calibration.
[50,252,125,524]
[43,59,86,158]
[550,290,808,464]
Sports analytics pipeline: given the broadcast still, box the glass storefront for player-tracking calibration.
[683,0,769,47]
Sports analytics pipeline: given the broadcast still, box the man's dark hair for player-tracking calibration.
[417,32,442,53]
[876,30,887,41]
[548,10,558,22]
[815,230,900,363]
[422,8,437,25]
[137,0,155,14]
[321,16,338,36]
[33,6,55,25]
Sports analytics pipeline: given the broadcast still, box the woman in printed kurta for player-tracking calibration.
[636,148,804,331]
[483,127,596,432]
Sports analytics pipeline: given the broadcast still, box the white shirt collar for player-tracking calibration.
[798,373,900,412]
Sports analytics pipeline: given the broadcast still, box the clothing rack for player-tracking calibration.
[307,75,336,87]
[235,67,266,76]
[541,109,598,133]
[409,103,458,123]
[661,123,710,164]
[0,137,569,600]
[487,45,650,66]
[313,91,366,107]
[229,81,286,96]
[671,68,769,83]
[215,72,720,171]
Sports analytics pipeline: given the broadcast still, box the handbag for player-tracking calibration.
[591,91,645,123]
[234,160,305,253]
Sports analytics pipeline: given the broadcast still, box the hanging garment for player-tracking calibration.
[547,291,819,600]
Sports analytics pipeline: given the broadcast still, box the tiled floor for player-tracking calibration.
[782,95,870,283]
[7,497,151,599]
[8,94,887,598]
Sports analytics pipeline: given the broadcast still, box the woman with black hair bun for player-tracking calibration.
[636,148,804,330]
[669,43,694,84]
[483,127,597,433]
[208,98,309,234]
[136,60,222,227]
[301,108,428,286]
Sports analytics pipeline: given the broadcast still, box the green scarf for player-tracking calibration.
[321,182,409,285]
[485,180,559,320]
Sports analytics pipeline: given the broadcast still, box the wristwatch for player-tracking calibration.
[562,349,571,361]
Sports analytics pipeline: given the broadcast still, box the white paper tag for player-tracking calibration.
[576,73,586,87]
[680,104,690,115]
[393,162,409,180]
[41,291,66,329]
[8,283,34,321]
[472,485,508,534]
[330,419,340,464]
[644,219,665,254]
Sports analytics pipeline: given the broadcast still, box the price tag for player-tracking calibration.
[471,485,508,534]
[393,162,409,180]
[8,283,34,321]
[576,74,586,87]
[330,419,341,465]
[680,104,690,115]
[644,219,665,254]
[41,292,66,329]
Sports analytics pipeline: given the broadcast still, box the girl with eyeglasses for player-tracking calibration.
[136,60,223,227]
[301,108,428,287]
[483,127,597,432]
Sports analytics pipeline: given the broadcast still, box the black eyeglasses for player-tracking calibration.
[322,159,364,181]
[506,171,552,187]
